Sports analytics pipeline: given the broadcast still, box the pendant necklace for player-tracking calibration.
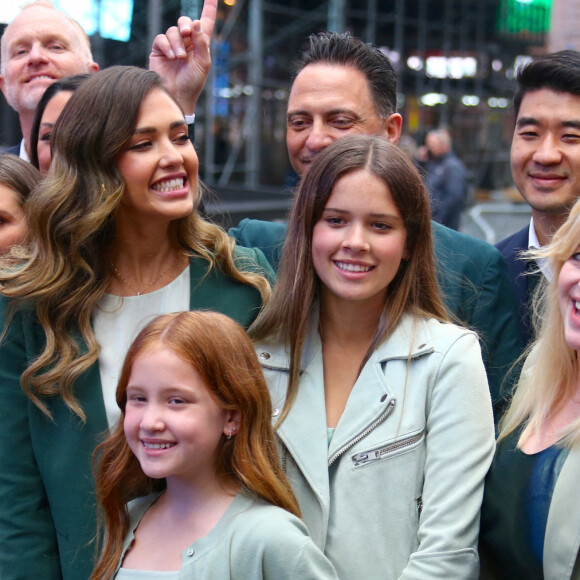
[110,258,175,296]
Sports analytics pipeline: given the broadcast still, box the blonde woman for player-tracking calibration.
[0,66,271,580]
[480,198,580,580]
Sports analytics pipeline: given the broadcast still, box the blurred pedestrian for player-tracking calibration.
[420,128,467,231]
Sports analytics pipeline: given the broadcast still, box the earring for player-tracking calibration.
[226,430,232,440]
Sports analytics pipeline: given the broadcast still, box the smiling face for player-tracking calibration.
[511,89,580,222]
[0,184,26,252]
[559,250,580,352]
[0,5,97,114]
[312,168,407,313]
[116,88,198,226]
[124,345,239,486]
[36,90,74,174]
[286,63,402,177]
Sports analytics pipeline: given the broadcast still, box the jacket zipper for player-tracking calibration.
[416,496,423,520]
[328,398,396,466]
[281,445,287,472]
[351,429,424,466]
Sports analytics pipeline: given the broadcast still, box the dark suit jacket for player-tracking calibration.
[229,218,522,415]
[495,225,543,348]
[1,144,20,156]
[0,249,273,580]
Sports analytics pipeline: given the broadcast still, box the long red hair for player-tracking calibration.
[90,311,300,579]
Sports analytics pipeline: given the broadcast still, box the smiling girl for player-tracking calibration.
[0,66,272,579]
[91,311,337,580]
[251,135,495,579]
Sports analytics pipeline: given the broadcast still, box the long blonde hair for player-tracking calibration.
[0,66,270,420]
[499,198,580,447]
[250,135,448,424]
[91,311,300,580]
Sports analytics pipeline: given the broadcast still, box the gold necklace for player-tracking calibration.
[109,259,175,296]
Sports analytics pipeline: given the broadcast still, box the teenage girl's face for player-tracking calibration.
[116,88,199,226]
[312,169,407,312]
[0,184,27,252]
[124,345,239,486]
[36,90,74,175]
[558,249,580,352]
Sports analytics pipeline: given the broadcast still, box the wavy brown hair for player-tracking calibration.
[0,66,270,419]
[91,311,300,580]
[250,135,448,423]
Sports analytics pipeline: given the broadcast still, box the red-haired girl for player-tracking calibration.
[91,311,337,580]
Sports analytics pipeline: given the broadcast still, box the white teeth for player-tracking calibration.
[575,301,580,310]
[336,262,372,272]
[151,178,184,192]
[143,442,173,450]
[29,75,52,82]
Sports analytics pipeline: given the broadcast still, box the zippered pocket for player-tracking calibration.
[351,429,424,467]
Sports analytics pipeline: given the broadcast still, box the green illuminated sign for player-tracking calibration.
[497,0,552,35]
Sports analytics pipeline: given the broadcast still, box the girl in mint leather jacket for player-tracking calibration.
[250,135,495,579]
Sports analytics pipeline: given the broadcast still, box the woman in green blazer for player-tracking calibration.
[0,66,272,580]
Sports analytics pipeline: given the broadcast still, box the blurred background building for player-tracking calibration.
[1,0,572,238]
[549,0,580,52]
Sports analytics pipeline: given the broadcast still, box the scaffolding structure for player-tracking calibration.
[0,0,549,194]
[177,0,547,192]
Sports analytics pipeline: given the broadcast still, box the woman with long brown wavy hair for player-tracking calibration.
[91,311,337,579]
[0,66,272,580]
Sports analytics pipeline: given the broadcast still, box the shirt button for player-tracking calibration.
[187,548,194,557]
[259,352,270,360]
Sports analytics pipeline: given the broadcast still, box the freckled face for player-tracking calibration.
[286,64,401,177]
[312,169,407,314]
[0,184,27,252]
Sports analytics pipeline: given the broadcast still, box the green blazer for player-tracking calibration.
[0,249,272,580]
[229,218,522,415]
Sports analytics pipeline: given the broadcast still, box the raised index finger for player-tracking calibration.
[199,0,218,38]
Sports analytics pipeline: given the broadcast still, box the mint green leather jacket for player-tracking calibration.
[256,313,495,579]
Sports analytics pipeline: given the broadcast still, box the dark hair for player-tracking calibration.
[514,50,580,118]
[293,31,397,118]
[0,154,42,205]
[251,135,448,423]
[29,74,91,170]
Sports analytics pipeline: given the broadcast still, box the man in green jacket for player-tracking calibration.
[229,32,522,416]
